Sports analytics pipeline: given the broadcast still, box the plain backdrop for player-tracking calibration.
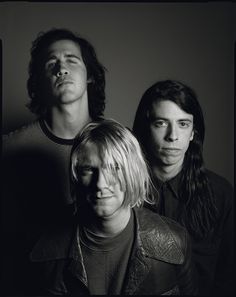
[0,1,235,185]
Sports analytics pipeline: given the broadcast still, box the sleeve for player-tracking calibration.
[212,179,234,296]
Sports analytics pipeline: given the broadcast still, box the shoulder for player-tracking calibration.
[206,169,233,189]
[30,221,76,262]
[3,120,41,150]
[135,207,189,264]
[137,207,187,239]
[205,169,233,206]
[3,120,41,138]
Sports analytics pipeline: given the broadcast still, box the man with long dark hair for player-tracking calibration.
[1,28,106,294]
[133,80,233,296]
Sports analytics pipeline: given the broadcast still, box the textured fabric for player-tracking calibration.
[28,208,198,295]
[145,169,234,296]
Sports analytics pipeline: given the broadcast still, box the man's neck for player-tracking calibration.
[152,161,182,182]
[85,208,131,238]
[45,100,92,139]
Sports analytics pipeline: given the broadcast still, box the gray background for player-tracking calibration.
[1,2,235,185]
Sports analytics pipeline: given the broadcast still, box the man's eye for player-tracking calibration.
[45,61,56,69]
[153,120,167,128]
[79,167,93,175]
[67,58,78,64]
[179,121,190,128]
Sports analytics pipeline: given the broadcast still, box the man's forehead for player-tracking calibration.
[45,39,82,56]
[78,143,118,167]
[150,100,193,120]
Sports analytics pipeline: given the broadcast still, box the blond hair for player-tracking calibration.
[71,119,154,207]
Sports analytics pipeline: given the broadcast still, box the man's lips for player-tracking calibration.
[162,148,181,151]
[96,196,113,200]
[88,195,113,205]
[96,194,113,199]
[56,80,73,87]
[93,191,114,199]
[161,148,181,155]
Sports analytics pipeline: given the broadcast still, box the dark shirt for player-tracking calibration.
[145,169,234,296]
[80,211,134,295]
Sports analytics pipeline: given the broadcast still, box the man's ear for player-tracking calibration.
[190,129,194,141]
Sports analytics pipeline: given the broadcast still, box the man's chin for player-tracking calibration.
[92,207,115,219]
[56,95,80,105]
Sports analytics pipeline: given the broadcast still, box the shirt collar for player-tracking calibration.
[153,170,182,199]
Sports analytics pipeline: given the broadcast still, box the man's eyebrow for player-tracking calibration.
[65,53,81,59]
[150,116,193,122]
[150,116,169,121]
[45,54,57,61]
[177,118,193,122]
[45,53,81,60]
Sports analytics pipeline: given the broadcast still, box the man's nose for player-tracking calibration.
[56,62,69,77]
[166,125,178,142]
[96,169,108,189]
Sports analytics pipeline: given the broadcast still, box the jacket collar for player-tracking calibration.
[122,207,184,295]
[135,207,184,264]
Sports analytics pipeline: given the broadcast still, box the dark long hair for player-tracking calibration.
[133,80,218,239]
[27,28,106,119]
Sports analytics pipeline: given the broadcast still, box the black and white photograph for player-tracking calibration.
[1,1,235,295]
